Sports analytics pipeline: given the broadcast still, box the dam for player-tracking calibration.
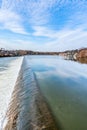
[1,57,57,130]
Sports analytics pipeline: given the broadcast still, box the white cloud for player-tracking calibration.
[0,9,27,34]
[33,26,55,38]
[32,25,81,39]
[46,30,87,51]
[14,39,43,51]
[32,25,87,51]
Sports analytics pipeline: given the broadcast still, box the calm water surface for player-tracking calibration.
[27,56,87,130]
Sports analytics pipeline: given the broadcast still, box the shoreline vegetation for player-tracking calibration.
[0,48,87,59]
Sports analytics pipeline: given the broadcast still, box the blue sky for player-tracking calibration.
[0,0,87,51]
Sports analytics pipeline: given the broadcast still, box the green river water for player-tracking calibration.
[27,55,87,130]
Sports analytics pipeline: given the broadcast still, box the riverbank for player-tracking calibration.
[0,48,87,61]
[59,48,87,60]
[0,49,59,57]
[2,57,58,130]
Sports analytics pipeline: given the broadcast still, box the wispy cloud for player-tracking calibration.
[2,0,67,25]
[44,29,87,51]
[33,26,55,38]
[0,25,87,51]
[27,1,49,25]
[0,9,27,34]
[32,24,87,51]
[21,0,59,25]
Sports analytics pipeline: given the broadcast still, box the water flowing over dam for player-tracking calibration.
[1,57,57,130]
[0,57,23,129]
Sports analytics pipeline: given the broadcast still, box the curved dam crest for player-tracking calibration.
[2,57,58,130]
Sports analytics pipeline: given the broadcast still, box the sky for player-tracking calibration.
[0,0,87,51]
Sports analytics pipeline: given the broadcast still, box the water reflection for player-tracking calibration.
[77,58,87,64]
[32,64,55,72]
[27,56,87,130]
[64,56,87,64]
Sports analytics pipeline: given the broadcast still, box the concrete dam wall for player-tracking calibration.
[2,57,57,130]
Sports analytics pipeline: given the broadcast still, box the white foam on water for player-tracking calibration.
[0,57,23,129]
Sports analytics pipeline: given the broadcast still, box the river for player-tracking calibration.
[0,56,87,130]
[27,55,87,130]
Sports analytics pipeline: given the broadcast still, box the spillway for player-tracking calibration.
[1,57,57,130]
[0,57,23,129]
